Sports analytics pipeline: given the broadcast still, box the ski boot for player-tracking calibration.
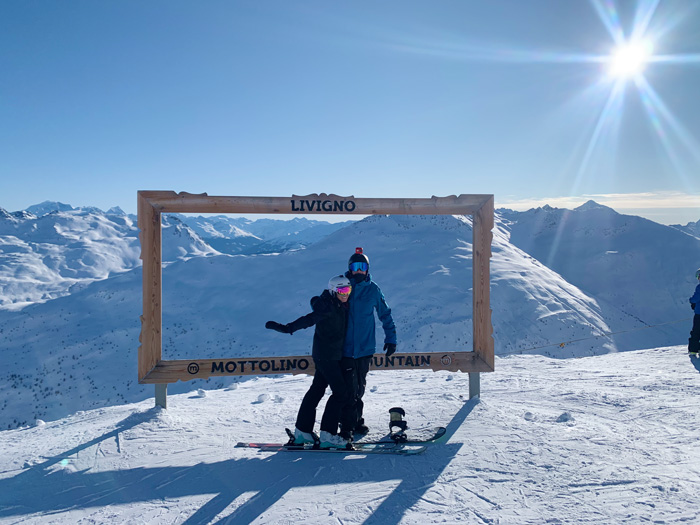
[320,431,354,450]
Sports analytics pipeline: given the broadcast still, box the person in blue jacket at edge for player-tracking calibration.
[342,247,397,436]
[689,268,700,354]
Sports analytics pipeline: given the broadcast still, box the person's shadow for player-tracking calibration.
[0,399,479,524]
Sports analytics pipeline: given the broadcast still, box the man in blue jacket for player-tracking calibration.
[689,268,700,354]
[342,247,397,435]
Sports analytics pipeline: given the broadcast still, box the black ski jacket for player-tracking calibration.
[287,289,349,361]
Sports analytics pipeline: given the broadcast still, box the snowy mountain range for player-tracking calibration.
[0,205,143,311]
[499,200,700,343]
[1,200,699,430]
[672,217,700,238]
[0,201,350,310]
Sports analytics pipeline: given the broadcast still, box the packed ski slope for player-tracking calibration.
[2,345,700,524]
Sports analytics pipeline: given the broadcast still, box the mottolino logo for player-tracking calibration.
[187,362,200,375]
[211,358,311,374]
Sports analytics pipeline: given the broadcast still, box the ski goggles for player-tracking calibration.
[335,286,352,296]
[349,262,368,272]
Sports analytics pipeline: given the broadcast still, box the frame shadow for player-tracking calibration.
[0,399,479,524]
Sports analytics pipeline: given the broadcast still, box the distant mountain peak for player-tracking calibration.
[13,210,36,220]
[22,202,131,217]
[0,207,35,221]
[574,200,613,212]
[106,206,126,216]
[25,201,74,216]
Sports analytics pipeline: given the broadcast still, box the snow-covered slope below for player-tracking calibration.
[165,214,263,255]
[2,346,699,524]
[160,215,220,262]
[170,214,355,255]
[0,208,142,310]
[500,201,700,347]
[0,208,220,310]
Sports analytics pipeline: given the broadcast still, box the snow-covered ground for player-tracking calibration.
[3,200,700,522]
[2,345,700,524]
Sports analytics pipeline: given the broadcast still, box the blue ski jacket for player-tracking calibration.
[342,272,397,359]
[690,283,700,315]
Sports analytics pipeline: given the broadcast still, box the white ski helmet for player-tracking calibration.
[328,275,352,296]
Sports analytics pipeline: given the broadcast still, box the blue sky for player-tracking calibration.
[1,0,699,224]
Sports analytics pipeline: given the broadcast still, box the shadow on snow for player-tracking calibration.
[0,399,479,524]
[690,353,700,373]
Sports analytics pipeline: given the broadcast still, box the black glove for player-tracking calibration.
[265,321,293,334]
[384,343,397,357]
[692,303,697,311]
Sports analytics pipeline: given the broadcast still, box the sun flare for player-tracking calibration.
[608,40,653,79]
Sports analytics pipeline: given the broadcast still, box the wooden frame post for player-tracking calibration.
[471,194,495,397]
[138,193,162,383]
[155,383,167,409]
[137,192,495,405]
[468,372,481,400]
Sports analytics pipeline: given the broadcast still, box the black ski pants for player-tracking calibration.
[351,355,373,429]
[295,357,355,435]
[689,314,700,352]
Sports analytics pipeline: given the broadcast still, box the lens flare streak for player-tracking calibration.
[575,80,626,191]
[390,0,699,203]
[649,53,700,64]
[631,0,661,41]
[635,75,700,181]
[577,0,700,200]
[590,0,625,44]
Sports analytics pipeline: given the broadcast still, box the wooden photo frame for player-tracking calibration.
[138,192,494,401]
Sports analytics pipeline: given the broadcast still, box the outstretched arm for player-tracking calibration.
[265,312,317,334]
[265,294,332,334]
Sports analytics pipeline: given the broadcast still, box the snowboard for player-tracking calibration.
[234,441,427,455]
[354,426,447,445]
[235,426,445,455]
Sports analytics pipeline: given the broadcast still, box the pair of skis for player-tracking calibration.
[235,426,446,456]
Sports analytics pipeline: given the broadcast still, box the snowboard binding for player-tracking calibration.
[389,407,408,443]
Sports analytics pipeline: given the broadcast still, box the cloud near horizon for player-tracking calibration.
[498,191,700,212]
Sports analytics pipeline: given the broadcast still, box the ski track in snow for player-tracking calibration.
[2,346,700,523]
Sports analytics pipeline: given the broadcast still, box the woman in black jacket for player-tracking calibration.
[265,275,355,448]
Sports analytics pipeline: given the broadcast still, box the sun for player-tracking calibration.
[608,40,653,79]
